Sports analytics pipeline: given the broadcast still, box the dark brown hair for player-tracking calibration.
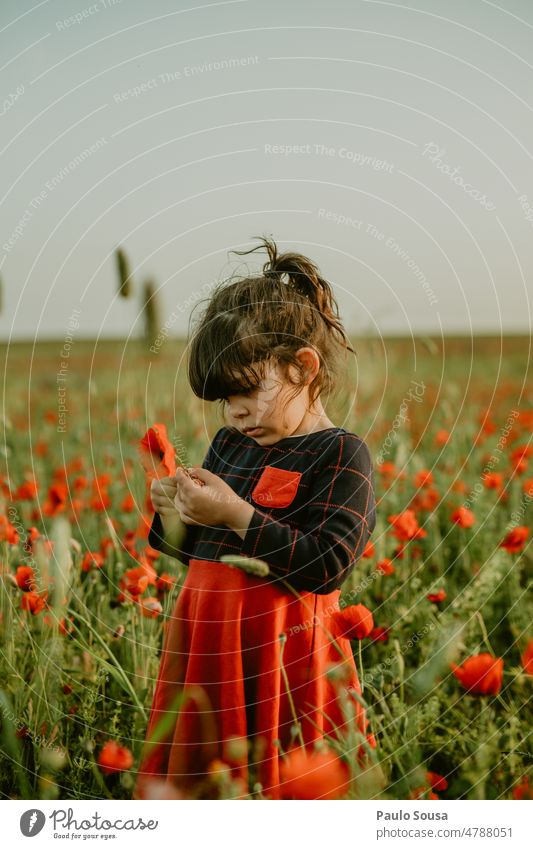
[187,235,355,411]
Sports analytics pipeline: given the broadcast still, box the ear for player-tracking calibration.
[296,347,320,381]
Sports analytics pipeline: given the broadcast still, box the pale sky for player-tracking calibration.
[1,0,532,340]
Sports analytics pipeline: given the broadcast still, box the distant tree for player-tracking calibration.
[115,247,132,298]
[142,279,160,347]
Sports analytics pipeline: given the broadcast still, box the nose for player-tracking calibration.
[226,398,248,419]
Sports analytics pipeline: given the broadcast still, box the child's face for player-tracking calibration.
[222,349,320,444]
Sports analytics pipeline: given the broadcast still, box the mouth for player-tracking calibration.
[243,427,263,436]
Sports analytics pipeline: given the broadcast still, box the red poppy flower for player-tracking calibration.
[43,614,75,635]
[13,478,38,500]
[330,604,374,640]
[500,526,529,554]
[413,486,440,512]
[122,530,137,556]
[391,543,407,559]
[451,479,468,493]
[434,429,451,446]
[121,492,135,512]
[97,740,134,774]
[427,588,447,604]
[387,509,427,541]
[511,444,533,462]
[450,506,475,528]
[426,771,448,792]
[99,536,114,558]
[279,747,351,800]
[138,423,176,480]
[512,776,533,800]
[15,565,37,592]
[90,479,111,512]
[138,597,163,618]
[58,616,75,636]
[81,552,104,572]
[0,515,20,545]
[482,472,503,490]
[478,412,497,435]
[361,539,375,558]
[120,562,157,597]
[414,469,433,488]
[376,558,395,576]
[370,625,390,643]
[521,639,533,675]
[156,573,175,593]
[121,569,149,597]
[522,478,533,498]
[21,590,48,615]
[35,439,48,457]
[21,527,45,555]
[450,652,504,695]
[43,483,68,516]
[73,475,88,492]
[377,461,407,481]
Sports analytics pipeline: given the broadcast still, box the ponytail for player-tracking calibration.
[232,236,355,355]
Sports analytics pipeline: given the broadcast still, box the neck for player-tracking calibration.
[289,404,335,436]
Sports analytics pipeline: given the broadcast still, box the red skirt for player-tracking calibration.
[134,558,374,800]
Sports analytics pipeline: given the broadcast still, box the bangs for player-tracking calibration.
[188,314,272,401]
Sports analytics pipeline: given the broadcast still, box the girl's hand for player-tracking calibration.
[174,466,242,527]
[150,476,179,517]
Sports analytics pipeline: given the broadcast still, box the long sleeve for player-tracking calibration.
[147,428,223,564]
[240,434,377,595]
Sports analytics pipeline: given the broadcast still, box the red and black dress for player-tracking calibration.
[135,425,377,799]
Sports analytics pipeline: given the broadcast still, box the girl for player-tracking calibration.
[134,236,377,800]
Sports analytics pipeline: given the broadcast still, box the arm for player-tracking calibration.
[148,511,197,562]
[226,435,377,595]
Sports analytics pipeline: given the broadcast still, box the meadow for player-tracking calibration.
[0,335,531,800]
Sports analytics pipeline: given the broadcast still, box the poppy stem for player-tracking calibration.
[358,640,365,694]
[278,634,306,750]
[475,611,496,656]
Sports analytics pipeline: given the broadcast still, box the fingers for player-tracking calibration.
[151,477,178,497]
[151,475,179,515]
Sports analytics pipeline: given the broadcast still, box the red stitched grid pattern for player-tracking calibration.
[148,426,377,595]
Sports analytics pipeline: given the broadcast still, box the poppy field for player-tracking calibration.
[0,335,531,801]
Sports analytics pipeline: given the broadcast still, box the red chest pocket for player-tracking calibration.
[251,465,302,508]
